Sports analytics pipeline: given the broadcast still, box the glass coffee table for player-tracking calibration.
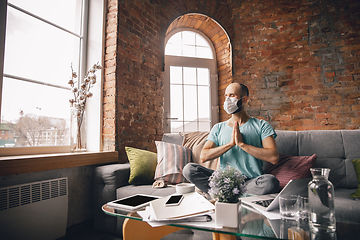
[103,201,360,240]
[102,202,286,240]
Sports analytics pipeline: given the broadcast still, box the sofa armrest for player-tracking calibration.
[93,163,130,233]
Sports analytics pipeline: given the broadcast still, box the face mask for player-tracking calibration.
[223,97,244,114]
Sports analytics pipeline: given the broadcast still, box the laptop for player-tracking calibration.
[241,178,311,212]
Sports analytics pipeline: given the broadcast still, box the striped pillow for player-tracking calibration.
[154,141,191,184]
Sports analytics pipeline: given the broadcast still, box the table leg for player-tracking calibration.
[212,232,237,240]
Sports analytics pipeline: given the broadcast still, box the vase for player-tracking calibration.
[308,168,336,233]
[215,200,241,228]
[70,109,86,152]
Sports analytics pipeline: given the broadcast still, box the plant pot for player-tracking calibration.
[215,200,241,228]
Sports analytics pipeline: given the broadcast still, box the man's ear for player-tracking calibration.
[243,96,249,104]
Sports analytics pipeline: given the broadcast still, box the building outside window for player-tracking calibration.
[0,0,104,153]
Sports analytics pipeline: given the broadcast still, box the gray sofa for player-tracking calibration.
[93,130,360,238]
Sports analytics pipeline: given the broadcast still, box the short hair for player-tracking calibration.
[238,83,249,97]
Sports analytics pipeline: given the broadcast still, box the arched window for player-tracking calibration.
[164,29,218,133]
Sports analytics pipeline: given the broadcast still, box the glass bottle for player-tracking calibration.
[308,168,336,232]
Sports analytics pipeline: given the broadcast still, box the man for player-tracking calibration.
[183,83,279,196]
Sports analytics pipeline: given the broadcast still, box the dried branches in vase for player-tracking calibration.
[68,62,102,151]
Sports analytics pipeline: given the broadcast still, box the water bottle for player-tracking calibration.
[308,168,336,233]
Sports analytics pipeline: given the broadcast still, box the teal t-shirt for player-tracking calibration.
[207,117,276,178]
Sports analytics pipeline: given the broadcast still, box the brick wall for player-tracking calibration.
[103,0,360,161]
[228,0,360,130]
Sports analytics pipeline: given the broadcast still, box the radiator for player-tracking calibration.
[0,178,68,240]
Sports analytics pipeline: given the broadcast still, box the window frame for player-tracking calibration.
[0,0,105,157]
[164,28,218,133]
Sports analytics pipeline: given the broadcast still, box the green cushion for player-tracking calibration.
[125,146,157,185]
[350,159,360,199]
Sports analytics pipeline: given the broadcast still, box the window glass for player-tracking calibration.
[1,1,84,148]
[165,31,213,59]
[4,7,80,87]
[168,66,211,133]
[197,68,209,85]
[198,85,210,120]
[183,67,196,85]
[170,84,183,121]
[182,31,195,45]
[165,30,215,133]
[1,78,71,147]
[195,34,208,47]
[9,0,82,34]
[183,85,197,121]
[169,66,182,84]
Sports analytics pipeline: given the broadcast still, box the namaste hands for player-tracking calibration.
[230,121,245,149]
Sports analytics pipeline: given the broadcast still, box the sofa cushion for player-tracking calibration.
[125,147,157,185]
[181,131,219,170]
[276,130,359,189]
[154,141,190,184]
[265,154,317,189]
[275,130,298,156]
[342,130,360,159]
[350,159,360,199]
[334,188,360,224]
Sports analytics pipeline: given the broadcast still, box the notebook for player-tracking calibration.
[241,178,311,212]
[149,192,215,221]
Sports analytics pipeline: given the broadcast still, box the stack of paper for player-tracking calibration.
[147,192,215,221]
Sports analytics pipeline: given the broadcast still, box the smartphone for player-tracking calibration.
[164,195,184,206]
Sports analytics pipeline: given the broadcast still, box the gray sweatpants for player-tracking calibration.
[182,163,280,195]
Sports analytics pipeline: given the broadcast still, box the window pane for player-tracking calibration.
[184,121,197,133]
[198,122,211,131]
[183,45,196,58]
[4,7,80,87]
[196,34,209,47]
[198,86,210,119]
[170,121,183,133]
[197,68,210,85]
[167,32,181,45]
[182,31,195,45]
[170,66,182,84]
[196,46,213,59]
[165,43,181,56]
[9,0,82,34]
[1,77,71,147]
[183,67,196,85]
[170,85,183,121]
[183,85,197,121]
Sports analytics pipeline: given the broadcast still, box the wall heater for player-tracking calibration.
[0,178,68,240]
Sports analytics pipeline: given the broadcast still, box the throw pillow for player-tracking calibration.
[265,154,317,189]
[125,146,157,185]
[181,131,219,170]
[154,141,191,184]
[350,159,360,199]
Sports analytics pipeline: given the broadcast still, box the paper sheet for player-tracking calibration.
[138,207,221,228]
[149,192,215,221]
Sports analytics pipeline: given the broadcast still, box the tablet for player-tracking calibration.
[107,194,160,211]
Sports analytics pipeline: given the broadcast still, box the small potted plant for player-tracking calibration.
[208,165,246,228]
